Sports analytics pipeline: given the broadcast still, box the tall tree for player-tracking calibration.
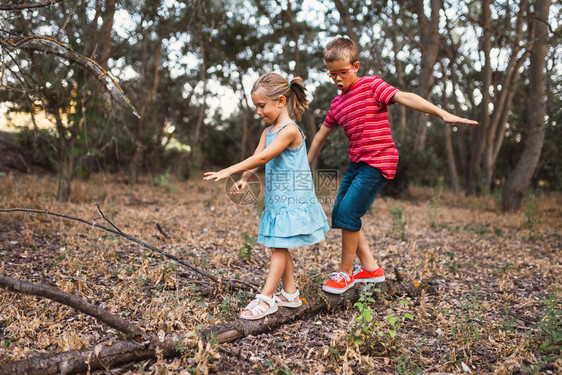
[412,0,442,154]
[0,0,127,201]
[501,0,551,211]
[465,0,532,195]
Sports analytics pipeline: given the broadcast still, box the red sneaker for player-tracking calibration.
[322,272,355,294]
[353,265,385,283]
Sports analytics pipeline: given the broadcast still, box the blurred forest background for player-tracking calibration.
[0,0,560,210]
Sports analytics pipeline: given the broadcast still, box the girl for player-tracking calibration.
[204,73,329,320]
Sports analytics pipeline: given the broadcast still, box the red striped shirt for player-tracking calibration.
[323,76,400,179]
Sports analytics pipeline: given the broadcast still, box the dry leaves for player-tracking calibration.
[0,174,560,374]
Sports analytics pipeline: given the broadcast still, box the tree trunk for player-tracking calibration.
[54,108,77,202]
[190,25,208,167]
[412,0,442,154]
[130,13,164,181]
[333,0,359,46]
[466,0,491,195]
[468,0,529,195]
[482,0,529,193]
[501,0,550,212]
[282,0,302,78]
[97,0,117,68]
[440,61,459,194]
[390,6,407,145]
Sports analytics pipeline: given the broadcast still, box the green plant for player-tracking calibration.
[451,289,483,360]
[389,206,406,241]
[394,352,423,374]
[429,189,442,228]
[349,286,414,354]
[218,295,235,319]
[153,170,172,188]
[445,251,462,274]
[261,362,293,375]
[499,308,519,333]
[524,193,542,240]
[534,292,562,356]
[239,232,256,263]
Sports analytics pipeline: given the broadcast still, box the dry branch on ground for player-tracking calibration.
[0,175,560,374]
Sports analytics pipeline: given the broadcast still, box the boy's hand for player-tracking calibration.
[230,179,247,195]
[203,170,231,181]
[442,113,478,125]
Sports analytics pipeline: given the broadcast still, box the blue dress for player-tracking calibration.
[258,122,330,248]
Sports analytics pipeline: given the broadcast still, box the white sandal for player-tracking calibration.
[240,294,278,320]
[274,289,302,308]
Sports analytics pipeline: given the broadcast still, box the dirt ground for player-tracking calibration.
[0,173,560,374]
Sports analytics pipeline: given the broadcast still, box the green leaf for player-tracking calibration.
[388,329,396,338]
[386,316,399,325]
[404,313,415,321]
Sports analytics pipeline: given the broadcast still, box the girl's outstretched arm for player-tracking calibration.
[230,129,268,194]
[204,124,301,182]
[392,91,478,125]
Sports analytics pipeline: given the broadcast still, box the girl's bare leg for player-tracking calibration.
[241,247,290,316]
[278,250,299,303]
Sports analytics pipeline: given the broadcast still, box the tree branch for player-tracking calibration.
[0,274,144,338]
[0,33,139,118]
[0,332,197,375]
[0,0,64,11]
[0,207,258,291]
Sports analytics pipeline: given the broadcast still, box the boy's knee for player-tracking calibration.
[332,212,362,231]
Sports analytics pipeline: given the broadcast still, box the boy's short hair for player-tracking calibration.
[324,37,358,64]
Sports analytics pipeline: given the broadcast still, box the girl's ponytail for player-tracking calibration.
[288,77,308,121]
[251,73,309,121]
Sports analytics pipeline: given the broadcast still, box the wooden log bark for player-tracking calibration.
[0,333,197,375]
[0,275,143,338]
[199,279,434,343]
[0,279,434,374]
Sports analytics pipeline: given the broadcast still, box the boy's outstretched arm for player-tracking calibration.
[392,91,478,125]
[308,125,336,165]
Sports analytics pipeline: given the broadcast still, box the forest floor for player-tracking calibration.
[0,173,560,374]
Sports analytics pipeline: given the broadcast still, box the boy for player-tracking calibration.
[308,37,477,294]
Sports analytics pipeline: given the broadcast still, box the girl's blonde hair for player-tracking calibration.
[251,72,309,121]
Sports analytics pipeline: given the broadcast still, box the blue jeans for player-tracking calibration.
[332,162,388,231]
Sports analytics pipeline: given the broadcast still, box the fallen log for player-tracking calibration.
[0,333,197,375]
[198,278,435,343]
[0,275,143,338]
[0,279,435,374]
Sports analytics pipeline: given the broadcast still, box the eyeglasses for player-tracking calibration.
[327,67,354,79]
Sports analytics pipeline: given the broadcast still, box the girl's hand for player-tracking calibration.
[203,170,231,181]
[442,113,478,125]
[230,179,247,195]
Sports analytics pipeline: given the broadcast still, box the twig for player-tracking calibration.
[0,274,143,338]
[156,223,169,239]
[0,0,64,11]
[95,202,123,235]
[0,207,258,291]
